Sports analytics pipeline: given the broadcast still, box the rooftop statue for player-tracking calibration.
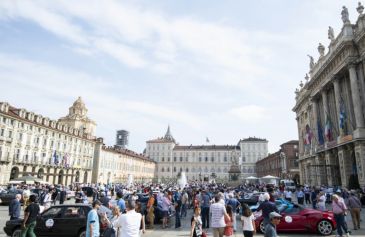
[341,6,350,24]
[328,26,335,41]
[318,43,325,57]
[307,55,314,70]
[357,2,364,15]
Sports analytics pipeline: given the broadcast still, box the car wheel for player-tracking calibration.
[12,228,21,237]
[317,219,333,236]
[78,229,86,237]
[259,221,266,233]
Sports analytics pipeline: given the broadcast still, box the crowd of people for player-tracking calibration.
[3,181,365,237]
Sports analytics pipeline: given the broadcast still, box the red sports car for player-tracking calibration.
[255,204,337,236]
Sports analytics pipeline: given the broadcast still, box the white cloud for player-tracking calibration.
[229,105,269,122]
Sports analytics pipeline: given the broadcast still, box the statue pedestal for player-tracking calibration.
[228,164,241,186]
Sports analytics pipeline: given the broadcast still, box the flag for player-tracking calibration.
[305,124,313,145]
[317,120,325,145]
[325,117,332,141]
[339,98,346,132]
[206,137,210,143]
[52,151,57,164]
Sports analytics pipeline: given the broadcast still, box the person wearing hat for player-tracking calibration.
[264,212,281,237]
[86,200,101,237]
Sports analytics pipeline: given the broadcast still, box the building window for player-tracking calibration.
[162,157,165,162]
[205,157,208,162]
[174,157,176,162]
[180,157,182,162]
[186,168,189,172]
[173,167,176,172]
[211,157,214,162]
[161,167,164,172]
[199,157,202,162]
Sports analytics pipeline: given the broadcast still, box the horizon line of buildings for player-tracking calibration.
[0,97,299,185]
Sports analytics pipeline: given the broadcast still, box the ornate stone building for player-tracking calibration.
[145,126,268,182]
[92,142,156,184]
[0,98,156,185]
[293,4,365,188]
[0,100,96,185]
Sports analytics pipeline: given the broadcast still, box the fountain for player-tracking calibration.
[127,174,134,188]
[177,171,187,190]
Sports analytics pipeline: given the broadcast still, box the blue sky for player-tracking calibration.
[0,1,360,153]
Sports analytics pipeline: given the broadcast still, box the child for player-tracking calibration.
[224,205,234,236]
[241,206,256,237]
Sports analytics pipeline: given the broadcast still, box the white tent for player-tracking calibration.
[245,176,259,180]
[261,175,279,179]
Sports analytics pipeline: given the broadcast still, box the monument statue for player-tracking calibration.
[307,55,314,70]
[341,6,350,24]
[328,26,335,41]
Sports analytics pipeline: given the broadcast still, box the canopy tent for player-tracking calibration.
[8,175,48,185]
[261,175,279,179]
[245,176,259,180]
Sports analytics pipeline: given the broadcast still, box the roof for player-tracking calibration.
[146,138,175,143]
[239,137,268,142]
[281,140,299,145]
[0,102,97,142]
[173,145,240,150]
[102,146,156,163]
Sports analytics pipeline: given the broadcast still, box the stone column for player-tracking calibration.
[322,91,329,144]
[311,99,318,152]
[324,152,332,186]
[333,79,343,138]
[349,65,365,138]
[355,142,365,187]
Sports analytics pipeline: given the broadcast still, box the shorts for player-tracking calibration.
[162,211,169,218]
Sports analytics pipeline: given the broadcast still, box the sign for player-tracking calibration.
[340,135,353,144]
[284,216,293,223]
[45,219,54,228]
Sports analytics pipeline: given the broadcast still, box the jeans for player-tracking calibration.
[201,207,210,228]
[334,213,348,236]
[305,193,311,204]
[181,204,187,218]
[297,197,304,205]
[175,210,181,228]
[21,221,37,237]
[232,212,237,231]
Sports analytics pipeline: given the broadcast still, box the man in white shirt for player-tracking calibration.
[118,200,143,237]
[210,194,230,237]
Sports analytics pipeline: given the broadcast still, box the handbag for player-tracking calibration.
[103,227,116,237]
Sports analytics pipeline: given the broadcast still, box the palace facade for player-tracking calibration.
[293,4,365,188]
[0,98,156,185]
[145,126,268,182]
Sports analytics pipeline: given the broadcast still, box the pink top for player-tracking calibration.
[332,199,347,214]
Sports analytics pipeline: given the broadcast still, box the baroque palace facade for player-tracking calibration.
[145,127,268,182]
[293,4,365,188]
[0,97,156,185]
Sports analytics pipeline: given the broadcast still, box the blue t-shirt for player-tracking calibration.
[86,209,99,237]
[118,198,126,213]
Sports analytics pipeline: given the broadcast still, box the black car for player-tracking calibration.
[0,189,24,205]
[4,204,111,237]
